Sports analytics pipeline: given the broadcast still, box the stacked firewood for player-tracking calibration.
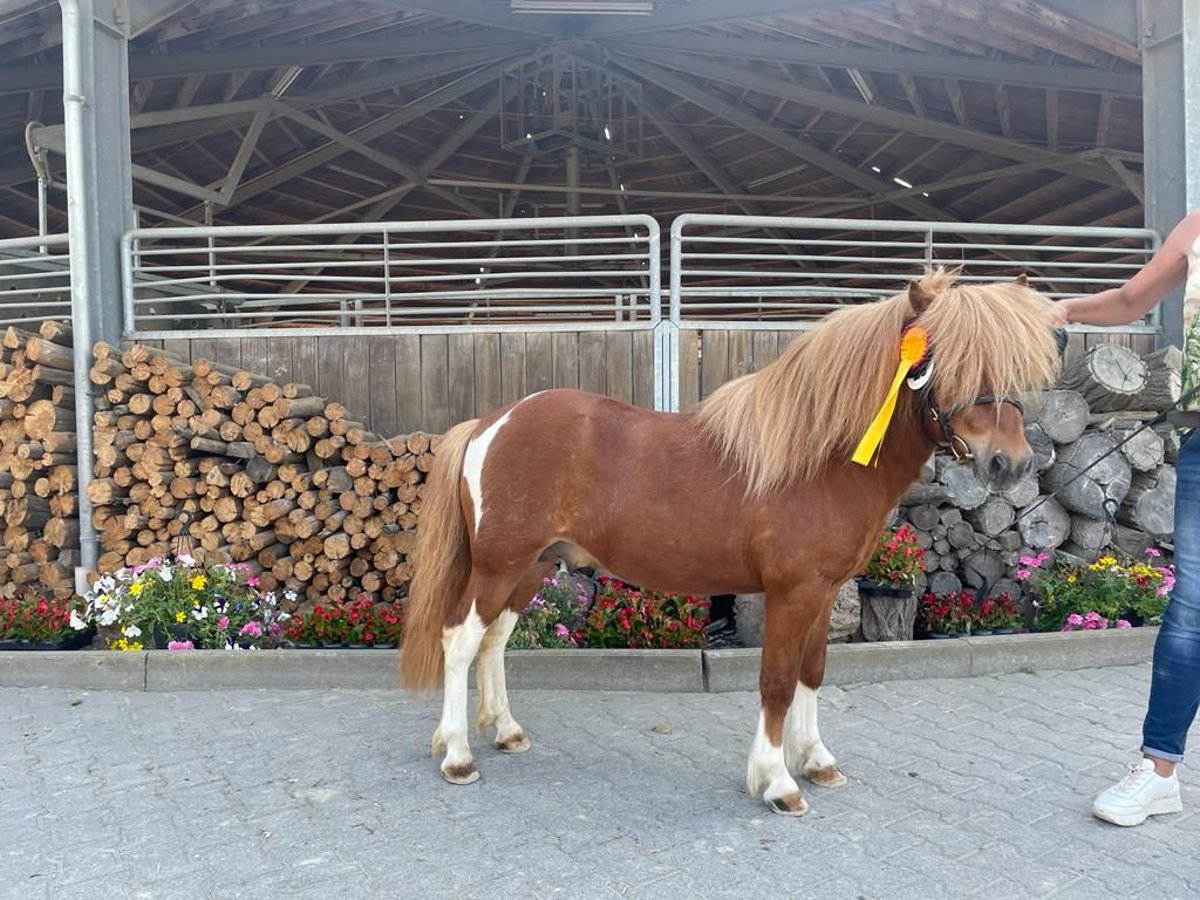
[87,341,437,603]
[0,321,80,600]
[900,343,1180,597]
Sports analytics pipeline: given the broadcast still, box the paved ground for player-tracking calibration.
[1,664,1198,900]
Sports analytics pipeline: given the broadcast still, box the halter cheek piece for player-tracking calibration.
[921,393,1025,462]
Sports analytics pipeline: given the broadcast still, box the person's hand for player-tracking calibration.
[1048,300,1072,327]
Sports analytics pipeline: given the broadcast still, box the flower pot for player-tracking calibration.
[971,628,994,637]
[991,627,1015,635]
[928,632,959,639]
[319,641,347,649]
[347,642,371,650]
[371,641,398,650]
[1,627,96,651]
[295,642,319,649]
[859,581,918,642]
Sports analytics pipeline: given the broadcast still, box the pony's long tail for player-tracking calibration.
[400,419,477,693]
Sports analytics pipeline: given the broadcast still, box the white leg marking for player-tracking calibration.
[476,609,529,752]
[461,392,547,535]
[746,710,807,816]
[433,601,486,783]
[785,685,844,786]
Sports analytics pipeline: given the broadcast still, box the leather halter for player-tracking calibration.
[921,393,1024,462]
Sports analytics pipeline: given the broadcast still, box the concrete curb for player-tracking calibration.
[0,629,1158,693]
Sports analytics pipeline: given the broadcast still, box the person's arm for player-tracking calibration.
[1049,209,1200,327]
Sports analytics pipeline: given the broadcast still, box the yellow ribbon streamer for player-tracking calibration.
[852,325,930,467]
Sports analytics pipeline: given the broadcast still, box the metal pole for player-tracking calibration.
[60,0,98,575]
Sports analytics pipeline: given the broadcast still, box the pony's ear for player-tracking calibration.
[1014,272,1028,286]
[907,279,936,315]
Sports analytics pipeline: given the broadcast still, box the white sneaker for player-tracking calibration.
[1092,758,1183,827]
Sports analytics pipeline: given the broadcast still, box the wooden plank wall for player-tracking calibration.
[144,330,657,436]
[678,328,1160,413]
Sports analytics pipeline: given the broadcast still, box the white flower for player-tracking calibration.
[98,607,120,627]
[177,553,196,567]
[69,609,89,631]
[115,569,130,582]
[159,567,173,583]
[123,624,142,638]
[95,576,116,594]
[191,606,209,621]
[283,590,297,602]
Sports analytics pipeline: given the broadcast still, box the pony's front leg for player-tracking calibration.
[784,685,846,788]
[432,604,487,784]
[747,586,813,816]
[475,609,531,753]
[784,611,847,788]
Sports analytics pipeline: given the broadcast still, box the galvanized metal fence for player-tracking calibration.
[0,233,72,327]
[664,214,1161,410]
[122,215,660,332]
[114,213,1162,417]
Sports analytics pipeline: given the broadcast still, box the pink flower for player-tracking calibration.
[554,623,570,638]
[218,616,229,630]
[1145,547,1161,557]
[167,640,195,651]
[247,577,260,588]
[1066,613,1084,626]
[1117,619,1132,629]
[1018,553,1048,568]
[240,621,263,637]
[1015,569,1031,581]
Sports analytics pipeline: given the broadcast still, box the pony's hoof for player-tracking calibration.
[765,791,809,816]
[805,765,847,788]
[495,732,531,753]
[441,761,480,785]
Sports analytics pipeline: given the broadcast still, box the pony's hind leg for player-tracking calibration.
[475,564,554,754]
[475,609,529,753]
[432,601,488,784]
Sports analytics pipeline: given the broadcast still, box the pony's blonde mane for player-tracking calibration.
[694,269,1061,496]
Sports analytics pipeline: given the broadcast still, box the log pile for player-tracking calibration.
[899,343,1180,597]
[87,341,437,604]
[0,321,80,600]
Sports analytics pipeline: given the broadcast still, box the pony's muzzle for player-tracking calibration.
[983,450,1031,490]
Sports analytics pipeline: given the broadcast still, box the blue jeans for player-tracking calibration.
[1143,431,1200,762]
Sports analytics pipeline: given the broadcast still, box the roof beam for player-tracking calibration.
[224,63,514,212]
[380,1,558,37]
[630,49,1129,189]
[0,32,536,95]
[585,0,868,37]
[609,55,952,222]
[607,33,1140,95]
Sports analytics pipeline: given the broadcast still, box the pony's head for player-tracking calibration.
[696,268,1061,497]
[904,270,1061,490]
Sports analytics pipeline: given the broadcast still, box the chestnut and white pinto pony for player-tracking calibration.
[401,270,1060,815]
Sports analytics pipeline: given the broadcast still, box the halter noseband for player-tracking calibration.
[922,393,1025,462]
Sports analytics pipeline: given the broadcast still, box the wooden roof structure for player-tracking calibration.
[0,0,1145,239]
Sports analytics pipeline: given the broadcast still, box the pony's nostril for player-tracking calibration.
[1015,455,1033,479]
[987,452,1008,482]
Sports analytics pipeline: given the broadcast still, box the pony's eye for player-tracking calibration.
[907,361,933,391]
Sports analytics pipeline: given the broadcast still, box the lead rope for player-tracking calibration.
[952,382,1200,603]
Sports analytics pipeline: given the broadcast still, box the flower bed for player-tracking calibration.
[1023,549,1172,632]
[283,597,403,648]
[0,595,93,650]
[509,573,710,650]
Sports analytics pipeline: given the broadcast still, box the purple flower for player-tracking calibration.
[167,640,195,651]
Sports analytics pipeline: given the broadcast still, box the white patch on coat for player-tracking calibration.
[461,392,547,534]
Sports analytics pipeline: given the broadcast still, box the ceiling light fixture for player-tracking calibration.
[511,1,654,14]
